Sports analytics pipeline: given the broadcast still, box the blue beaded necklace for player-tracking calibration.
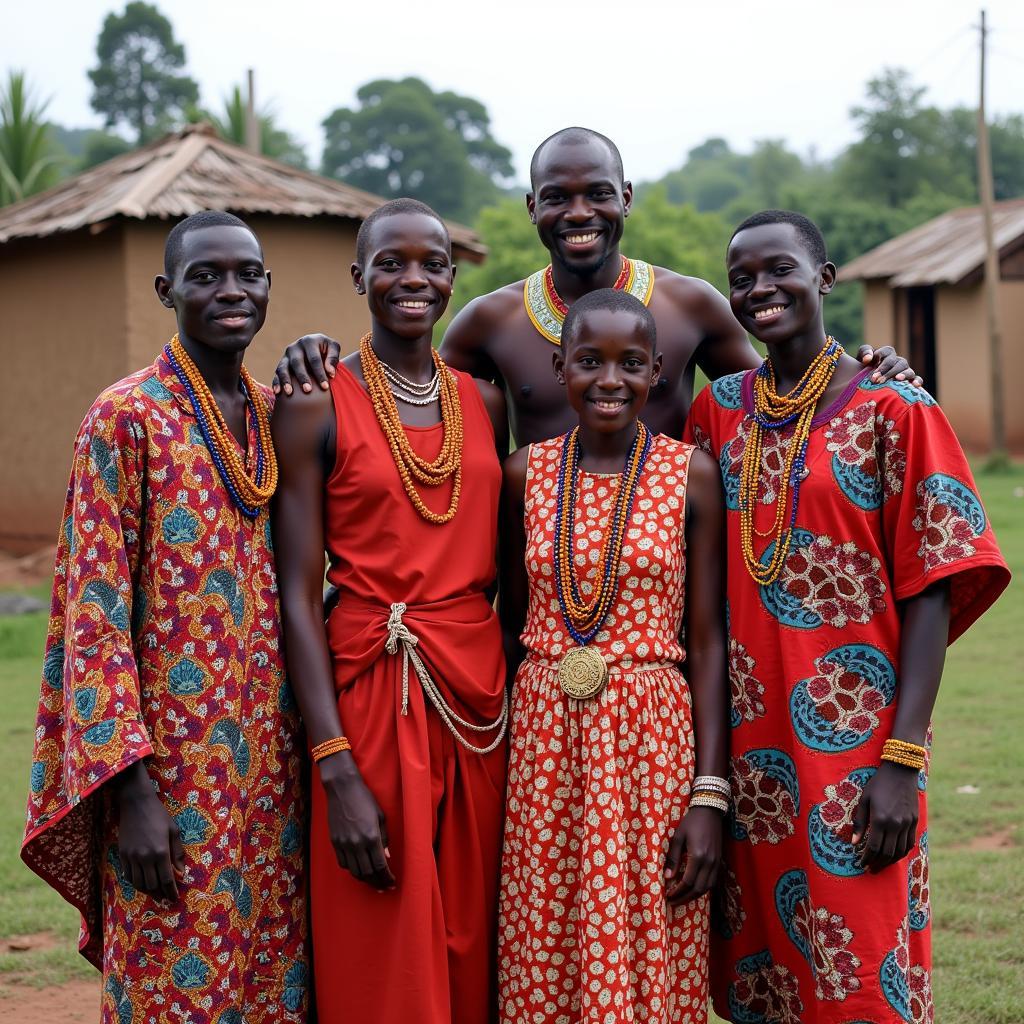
[553,424,652,647]
[165,343,269,518]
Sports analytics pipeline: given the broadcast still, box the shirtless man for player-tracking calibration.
[274,128,917,443]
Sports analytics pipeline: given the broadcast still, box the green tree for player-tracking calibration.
[623,187,729,293]
[88,1,199,143]
[0,72,62,206]
[81,131,135,168]
[450,198,547,313]
[321,77,514,222]
[839,68,970,207]
[210,86,308,168]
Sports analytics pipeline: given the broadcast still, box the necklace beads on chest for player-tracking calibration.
[165,335,277,518]
[739,337,841,586]
[553,424,652,698]
[359,333,463,525]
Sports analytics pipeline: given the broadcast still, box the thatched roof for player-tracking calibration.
[839,198,1024,287]
[0,123,486,261]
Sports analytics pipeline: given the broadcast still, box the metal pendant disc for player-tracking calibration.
[558,646,609,700]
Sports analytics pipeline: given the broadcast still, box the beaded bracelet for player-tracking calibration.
[311,736,352,763]
[689,792,730,814]
[692,775,731,797]
[881,738,926,771]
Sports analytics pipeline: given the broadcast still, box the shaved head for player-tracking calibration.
[530,127,624,190]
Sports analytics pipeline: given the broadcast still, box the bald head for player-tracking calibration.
[529,127,624,191]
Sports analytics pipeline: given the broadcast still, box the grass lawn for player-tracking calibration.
[1,470,1022,1019]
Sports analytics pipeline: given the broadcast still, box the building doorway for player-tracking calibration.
[906,286,937,398]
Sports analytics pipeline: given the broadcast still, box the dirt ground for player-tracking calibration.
[0,979,98,1022]
[0,547,55,590]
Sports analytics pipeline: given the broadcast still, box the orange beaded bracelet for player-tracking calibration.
[881,738,927,771]
[311,736,352,763]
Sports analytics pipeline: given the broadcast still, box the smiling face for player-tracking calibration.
[156,225,269,353]
[528,137,632,277]
[554,308,661,433]
[352,211,453,338]
[726,222,835,346]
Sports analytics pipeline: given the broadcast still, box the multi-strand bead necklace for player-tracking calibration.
[359,332,463,525]
[553,423,652,698]
[380,360,441,406]
[739,337,841,585]
[165,334,277,518]
[555,423,652,642]
[523,256,655,346]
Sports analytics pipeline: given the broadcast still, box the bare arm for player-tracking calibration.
[440,296,504,382]
[853,581,950,871]
[498,445,530,694]
[474,377,510,459]
[665,447,728,904]
[271,389,395,890]
[687,279,762,380]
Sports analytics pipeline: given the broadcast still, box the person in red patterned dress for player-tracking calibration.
[22,212,309,1023]
[499,288,729,1023]
[683,210,1010,1024]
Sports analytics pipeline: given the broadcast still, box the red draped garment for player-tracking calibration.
[312,363,507,1024]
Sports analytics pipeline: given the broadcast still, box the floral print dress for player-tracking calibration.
[499,433,709,1024]
[684,370,1009,1024]
[22,351,309,1023]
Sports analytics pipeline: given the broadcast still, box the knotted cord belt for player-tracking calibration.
[385,602,507,755]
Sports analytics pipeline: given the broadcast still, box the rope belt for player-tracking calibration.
[384,602,507,755]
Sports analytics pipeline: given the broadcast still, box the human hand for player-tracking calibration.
[273,334,342,395]
[320,753,396,890]
[664,806,722,904]
[852,761,920,872]
[857,345,924,388]
[115,765,185,901]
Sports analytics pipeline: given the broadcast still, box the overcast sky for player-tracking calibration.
[4,0,1023,185]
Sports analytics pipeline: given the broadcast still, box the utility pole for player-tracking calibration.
[977,9,1006,458]
[245,69,259,155]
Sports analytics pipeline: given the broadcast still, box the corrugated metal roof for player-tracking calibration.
[839,198,1024,287]
[0,123,486,261]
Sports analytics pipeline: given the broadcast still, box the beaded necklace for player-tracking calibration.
[359,333,463,525]
[554,423,652,644]
[524,256,655,345]
[739,337,842,585]
[165,335,277,518]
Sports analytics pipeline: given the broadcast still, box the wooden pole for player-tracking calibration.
[977,9,1006,457]
[245,69,259,154]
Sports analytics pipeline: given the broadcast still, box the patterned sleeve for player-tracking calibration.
[880,393,1010,643]
[682,384,717,457]
[22,392,154,959]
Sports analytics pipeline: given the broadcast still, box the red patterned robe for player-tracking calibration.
[22,351,309,1023]
[684,370,1009,1024]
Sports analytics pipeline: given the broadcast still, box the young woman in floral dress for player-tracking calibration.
[684,210,1009,1024]
[499,288,729,1024]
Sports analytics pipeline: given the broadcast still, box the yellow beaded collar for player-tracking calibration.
[524,256,655,346]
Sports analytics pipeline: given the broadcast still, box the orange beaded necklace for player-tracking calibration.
[359,333,463,525]
[739,338,841,585]
[166,334,277,516]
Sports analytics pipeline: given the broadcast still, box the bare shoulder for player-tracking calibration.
[473,376,505,411]
[448,281,525,336]
[684,446,723,513]
[653,266,729,315]
[502,443,531,500]
[685,445,719,485]
[270,378,333,448]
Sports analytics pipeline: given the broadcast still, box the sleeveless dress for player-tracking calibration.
[312,363,508,1024]
[499,432,710,1024]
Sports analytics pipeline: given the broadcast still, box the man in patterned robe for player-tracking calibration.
[22,211,308,1023]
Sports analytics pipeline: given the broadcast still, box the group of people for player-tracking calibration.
[22,127,1009,1024]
